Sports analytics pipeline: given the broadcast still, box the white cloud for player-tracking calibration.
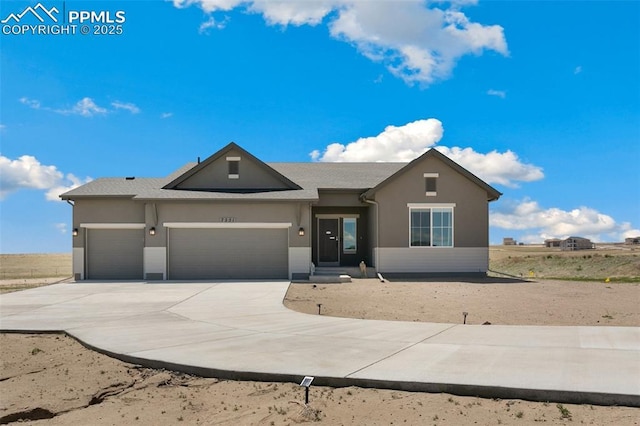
[310,118,544,187]
[66,97,108,117]
[54,223,67,234]
[574,65,582,75]
[198,15,230,33]
[19,97,140,117]
[161,112,174,119]
[111,101,141,114]
[45,173,91,201]
[490,198,639,242]
[19,97,41,109]
[436,146,543,188]
[311,118,444,162]
[174,0,508,85]
[487,89,506,98]
[0,154,91,201]
[0,124,6,131]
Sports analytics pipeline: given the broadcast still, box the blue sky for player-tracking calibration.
[1,0,638,253]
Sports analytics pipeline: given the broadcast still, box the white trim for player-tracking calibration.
[80,223,145,229]
[314,214,360,219]
[163,222,292,229]
[408,205,455,248]
[423,173,439,178]
[289,247,311,278]
[425,191,437,197]
[376,247,488,273]
[143,247,166,279]
[72,247,84,280]
[226,156,241,161]
[407,203,456,208]
[228,174,239,179]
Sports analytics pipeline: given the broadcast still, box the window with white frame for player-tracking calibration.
[409,204,454,247]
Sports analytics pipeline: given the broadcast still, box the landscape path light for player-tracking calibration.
[299,376,314,404]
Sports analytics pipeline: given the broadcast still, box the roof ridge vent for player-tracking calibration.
[125,176,135,180]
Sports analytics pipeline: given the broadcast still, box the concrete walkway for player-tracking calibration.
[1,282,638,407]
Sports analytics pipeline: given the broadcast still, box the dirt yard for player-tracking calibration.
[1,249,639,424]
[284,278,640,326]
[1,334,638,425]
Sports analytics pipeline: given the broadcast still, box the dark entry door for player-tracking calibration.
[318,218,339,265]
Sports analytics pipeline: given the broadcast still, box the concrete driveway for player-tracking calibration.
[1,281,638,407]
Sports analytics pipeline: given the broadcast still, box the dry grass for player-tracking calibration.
[0,253,71,280]
[489,245,640,281]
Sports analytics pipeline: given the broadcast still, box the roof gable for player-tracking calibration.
[163,142,302,193]
[363,148,502,202]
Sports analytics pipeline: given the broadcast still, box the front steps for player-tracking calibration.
[301,266,377,283]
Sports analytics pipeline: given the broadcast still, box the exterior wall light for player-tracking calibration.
[72,228,79,237]
[298,227,305,236]
[149,227,156,236]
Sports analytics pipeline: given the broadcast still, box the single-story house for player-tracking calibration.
[61,142,502,280]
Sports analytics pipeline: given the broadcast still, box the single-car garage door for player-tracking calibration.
[86,229,144,279]
[168,228,288,280]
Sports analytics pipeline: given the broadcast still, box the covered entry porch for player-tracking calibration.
[311,207,372,269]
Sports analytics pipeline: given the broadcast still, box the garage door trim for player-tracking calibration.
[164,222,292,229]
[81,223,145,229]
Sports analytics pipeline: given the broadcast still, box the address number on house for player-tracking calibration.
[220,217,236,223]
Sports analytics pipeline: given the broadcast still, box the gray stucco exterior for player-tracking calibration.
[62,142,501,280]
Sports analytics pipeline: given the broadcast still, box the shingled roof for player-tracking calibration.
[61,147,501,202]
[60,162,405,201]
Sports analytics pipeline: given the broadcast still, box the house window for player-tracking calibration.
[409,204,454,247]
[343,218,357,253]
[424,173,438,196]
[226,156,240,179]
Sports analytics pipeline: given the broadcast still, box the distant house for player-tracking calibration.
[625,237,640,245]
[545,238,562,248]
[61,142,502,280]
[560,237,594,251]
[503,237,517,245]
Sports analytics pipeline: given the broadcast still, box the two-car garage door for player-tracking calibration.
[168,228,288,280]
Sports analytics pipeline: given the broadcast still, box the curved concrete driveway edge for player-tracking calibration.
[1,282,639,407]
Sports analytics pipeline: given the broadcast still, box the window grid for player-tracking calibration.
[409,207,453,247]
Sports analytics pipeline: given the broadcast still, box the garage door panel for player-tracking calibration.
[87,229,144,279]
[169,228,288,280]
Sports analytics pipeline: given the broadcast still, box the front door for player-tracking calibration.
[318,218,339,265]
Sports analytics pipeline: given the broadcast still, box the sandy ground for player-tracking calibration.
[284,278,640,326]
[1,334,638,426]
[1,278,639,424]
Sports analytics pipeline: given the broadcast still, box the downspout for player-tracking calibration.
[361,197,379,270]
